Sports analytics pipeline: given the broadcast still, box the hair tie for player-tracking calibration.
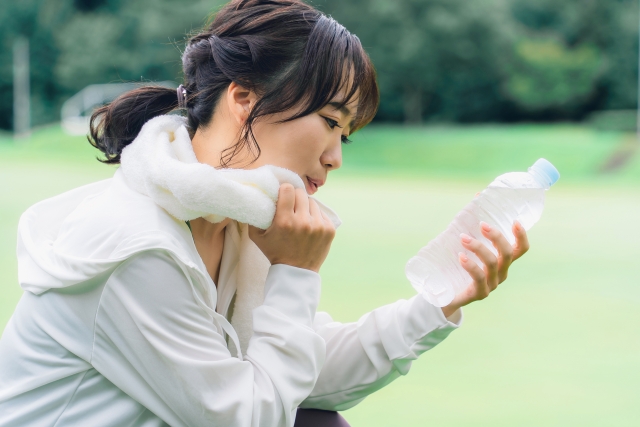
[176,84,187,109]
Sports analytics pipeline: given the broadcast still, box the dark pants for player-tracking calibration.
[294,409,351,427]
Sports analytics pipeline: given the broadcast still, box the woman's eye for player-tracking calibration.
[323,116,351,144]
[324,117,340,129]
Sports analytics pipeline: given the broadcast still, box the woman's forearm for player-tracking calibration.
[301,295,462,411]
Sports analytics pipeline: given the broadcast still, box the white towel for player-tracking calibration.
[120,114,341,355]
[227,222,272,356]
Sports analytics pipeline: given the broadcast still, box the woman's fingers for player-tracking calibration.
[512,220,530,261]
[449,220,531,312]
[309,198,335,229]
[460,232,499,289]
[308,196,320,216]
[276,184,296,217]
[308,197,324,224]
[319,209,332,226]
[250,184,335,272]
[479,221,513,283]
[293,187,310,217]
[458,252,490,300]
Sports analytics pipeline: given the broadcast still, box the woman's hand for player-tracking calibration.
[249,183,336,273]
[441,221,530,318]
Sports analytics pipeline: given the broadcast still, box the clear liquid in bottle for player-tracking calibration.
[405,158,560,307]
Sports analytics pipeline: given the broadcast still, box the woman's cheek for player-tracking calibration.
[253,115,327,171]
[287,120,325,159]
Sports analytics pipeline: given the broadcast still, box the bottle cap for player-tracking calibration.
[531,158,560,186]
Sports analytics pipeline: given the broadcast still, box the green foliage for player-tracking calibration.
[319,0,515,122]
[0,0,73,129]
[503,37,603,113]
[319,0,638,122]
[0,0,222,130]
[54,0,224,90]
[0,0,638,129]
[509,0,639,110]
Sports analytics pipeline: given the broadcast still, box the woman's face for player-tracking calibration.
[248,93,357,195]
[191,82,358,196]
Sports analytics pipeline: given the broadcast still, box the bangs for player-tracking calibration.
[257,14,379,132]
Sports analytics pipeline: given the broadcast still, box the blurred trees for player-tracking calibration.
[0,0,637,130]
[503,38,603,115]
[509,0,638,111]
[320,0,638,122]
[319,0,515,123]
[0,0,221,130]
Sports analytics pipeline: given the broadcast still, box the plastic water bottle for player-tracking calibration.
[405,158,560,307]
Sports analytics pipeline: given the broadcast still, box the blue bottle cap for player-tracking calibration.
[531,158,560,186]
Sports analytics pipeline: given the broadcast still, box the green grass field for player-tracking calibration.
[1,124,639,425]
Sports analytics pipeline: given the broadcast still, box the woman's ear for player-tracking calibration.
[226,82,257,125]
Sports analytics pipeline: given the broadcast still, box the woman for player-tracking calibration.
[0,1,530,426]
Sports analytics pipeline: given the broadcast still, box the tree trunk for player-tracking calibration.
[403,84,422,124]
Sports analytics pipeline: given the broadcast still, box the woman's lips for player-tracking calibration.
[305,176,323,195]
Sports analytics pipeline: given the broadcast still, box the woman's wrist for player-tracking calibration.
[441,304,460,319]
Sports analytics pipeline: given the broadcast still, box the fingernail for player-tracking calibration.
[514,220,521,230]
[459,252,468,263]
[481,222,492,232]
[460,233,472,244]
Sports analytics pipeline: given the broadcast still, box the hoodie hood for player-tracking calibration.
[17,114,341,295]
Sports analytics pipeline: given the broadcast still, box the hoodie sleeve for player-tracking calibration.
[90,250,325,427]
[300,295,462,411]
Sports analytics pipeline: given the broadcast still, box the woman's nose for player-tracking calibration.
[321,143,342,171]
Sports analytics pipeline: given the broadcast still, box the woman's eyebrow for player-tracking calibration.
[327,101,352,119]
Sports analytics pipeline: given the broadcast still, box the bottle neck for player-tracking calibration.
[528,167,552,189]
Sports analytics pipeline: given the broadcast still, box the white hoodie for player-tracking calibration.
[0,115,462,427]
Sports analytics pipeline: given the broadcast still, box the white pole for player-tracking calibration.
[637,0,640,140]
[13,37,30,139]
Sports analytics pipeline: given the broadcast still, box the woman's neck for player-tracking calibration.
[189,217,232,284]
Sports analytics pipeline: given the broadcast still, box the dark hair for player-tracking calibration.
[89,0,379,166]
